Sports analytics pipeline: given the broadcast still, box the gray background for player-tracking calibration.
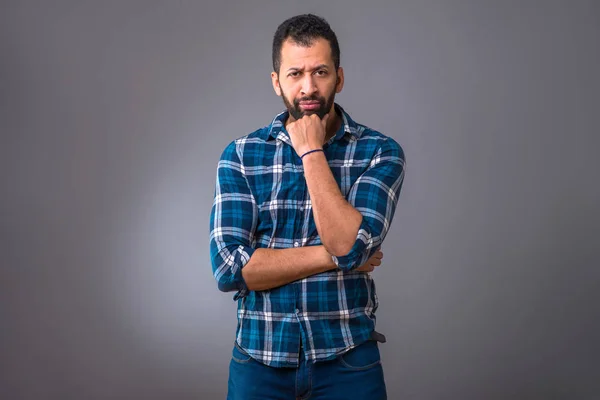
[1,1,599,399]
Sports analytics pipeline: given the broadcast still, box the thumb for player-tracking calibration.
[321,112,329,126]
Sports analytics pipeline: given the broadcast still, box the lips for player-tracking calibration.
[299,101,321,110]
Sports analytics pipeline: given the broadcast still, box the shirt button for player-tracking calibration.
[294,242,299,247]
[295,308,300,313]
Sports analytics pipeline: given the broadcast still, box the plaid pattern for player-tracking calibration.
[209,104,405,367]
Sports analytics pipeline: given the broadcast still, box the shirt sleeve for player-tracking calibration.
[209,140,258,299]
[332,137,406,271]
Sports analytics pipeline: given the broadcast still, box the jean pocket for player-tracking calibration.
[232,341,253,364]
[339,340,381,370]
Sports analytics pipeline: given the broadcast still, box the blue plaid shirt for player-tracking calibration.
[209,104,405,367]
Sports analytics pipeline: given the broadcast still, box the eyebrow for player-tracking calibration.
[287,64,330,73]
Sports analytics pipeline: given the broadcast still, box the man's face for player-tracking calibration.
[271,37,344,121]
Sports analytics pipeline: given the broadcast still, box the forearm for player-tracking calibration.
[302,151,362,256]
[241,245,338,291]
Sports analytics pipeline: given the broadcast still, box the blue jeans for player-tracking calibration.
[227,340,387,399]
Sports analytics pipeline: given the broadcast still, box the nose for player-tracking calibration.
[300,75,317,97]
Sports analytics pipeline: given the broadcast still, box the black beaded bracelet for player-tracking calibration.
[300,148,324,159]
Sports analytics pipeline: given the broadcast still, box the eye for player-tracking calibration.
[315,70,328,76]
[289,71,301,77]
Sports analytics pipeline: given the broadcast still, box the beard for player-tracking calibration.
[281,89,336,121]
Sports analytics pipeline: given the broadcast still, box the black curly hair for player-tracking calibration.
[272,14,340,75]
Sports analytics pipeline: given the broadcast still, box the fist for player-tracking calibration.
[286,113,329,157]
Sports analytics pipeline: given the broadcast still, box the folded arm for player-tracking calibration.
[209,140,395,298]
[209,142,337,298]
[302,136,405,271]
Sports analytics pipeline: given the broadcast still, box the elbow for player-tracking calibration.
[216,278,237,293]
[323,238,355,257]
[210,244,255,294]
[213,267,243,293]
[211,260,234,293]
[329,246,353,258]
[214,267,252,293]
[321,221,362,257]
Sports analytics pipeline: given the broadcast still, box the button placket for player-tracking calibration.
[293,159,307,250]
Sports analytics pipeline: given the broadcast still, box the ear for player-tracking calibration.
[271,71,282,96]
[335,66,345,93]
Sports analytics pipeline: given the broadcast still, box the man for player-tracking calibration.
[210,14,405,399]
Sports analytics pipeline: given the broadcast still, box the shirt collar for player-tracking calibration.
[266,103,361,143]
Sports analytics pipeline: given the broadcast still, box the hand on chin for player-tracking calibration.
[286,113,329,156]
